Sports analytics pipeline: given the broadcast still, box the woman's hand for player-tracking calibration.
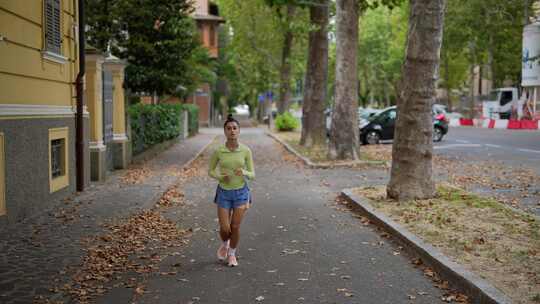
[234,168,244,177]
[222,173,230,183]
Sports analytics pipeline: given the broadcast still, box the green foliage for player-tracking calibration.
[215,0,310,110]
[84,0,207,96]
[84,0,119,51]
[357,2,408,107]
[275,112,300,131]
[182,104,200,136]
[128,103,184,154]
[443,0,532,88]
[117,0,198,95]
[180,46,218,99]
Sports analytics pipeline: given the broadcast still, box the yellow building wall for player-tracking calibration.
[112,70,126,136]
[85,57,103,143]
[0,0,78,107]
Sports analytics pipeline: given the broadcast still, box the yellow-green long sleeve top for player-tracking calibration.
[208,143,255,190]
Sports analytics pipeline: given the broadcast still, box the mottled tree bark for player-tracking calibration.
[300,0,329,148]
[278,5,296,115]
[387,0,446,201]
[328,0,360,160]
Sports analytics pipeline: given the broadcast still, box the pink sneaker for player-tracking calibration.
[217,241,229,261]
[227,254,238,267]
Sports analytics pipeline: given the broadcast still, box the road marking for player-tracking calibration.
[517,148,540,154]
[434,144,482,150]
[455,140,470,144]
[484,144,503,149]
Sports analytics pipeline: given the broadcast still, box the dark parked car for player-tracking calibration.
[360,106,449,145]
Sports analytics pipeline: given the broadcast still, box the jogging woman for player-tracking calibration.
[208,115,255,267]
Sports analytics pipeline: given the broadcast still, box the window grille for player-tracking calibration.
[45,0,62,54]
[51,138,64,178]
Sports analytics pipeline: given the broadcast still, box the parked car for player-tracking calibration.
[326,107,382,136]
[360,106,449,145]
[359,107,382,120]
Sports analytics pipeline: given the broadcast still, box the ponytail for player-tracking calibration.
[224,114,239,128]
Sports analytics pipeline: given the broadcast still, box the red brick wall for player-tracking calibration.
[185,83,211,126]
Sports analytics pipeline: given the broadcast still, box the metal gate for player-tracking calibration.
[102,70,114,171]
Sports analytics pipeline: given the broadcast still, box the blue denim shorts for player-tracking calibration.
[214,183,251,210]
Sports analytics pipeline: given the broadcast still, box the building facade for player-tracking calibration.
[85,49,131,181]
[0,0,90,224]
[188,0,224,126]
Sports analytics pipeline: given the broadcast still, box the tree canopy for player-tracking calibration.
[85,0,211,97]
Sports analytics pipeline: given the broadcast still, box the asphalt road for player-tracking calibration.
[435,127,540,165]
[433,126,540,215]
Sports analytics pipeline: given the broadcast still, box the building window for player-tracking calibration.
[44,0,62,55]
[51,139,65,178]
[0,133,5,216]
[209,24,215,47]
[49,127,69,193]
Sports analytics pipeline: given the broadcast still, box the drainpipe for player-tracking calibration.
[75,0,85,191]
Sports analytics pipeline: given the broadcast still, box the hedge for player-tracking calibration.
[275,112,299,131]
[128,104,180,155]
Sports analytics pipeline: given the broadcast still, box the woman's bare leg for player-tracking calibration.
[229,204,248,249]
[217,207,232,242]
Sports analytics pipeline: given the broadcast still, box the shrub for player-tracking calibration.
[128,103,184,155]
[182,103,199,136]
[275,112,299,131]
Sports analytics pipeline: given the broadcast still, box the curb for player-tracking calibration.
[179,135,218,171]
[266,131,387,169]
[341,188,512,304]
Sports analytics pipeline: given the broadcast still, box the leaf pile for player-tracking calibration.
[354,186,540,304]
[52,209,188,303]
[436,157,540,211]
[156,186,185,207]
[412,261,469,303]
[121,166,151,184]
[362,144,393,162]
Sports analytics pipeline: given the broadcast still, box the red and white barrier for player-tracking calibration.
[449,118,539,130]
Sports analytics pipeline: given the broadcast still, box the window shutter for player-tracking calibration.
[45,0,62,54]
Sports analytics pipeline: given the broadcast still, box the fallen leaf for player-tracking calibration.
[134,286,145,295]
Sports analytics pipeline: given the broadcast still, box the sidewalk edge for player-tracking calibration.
[266,131,387,168]
[141,134,218,210]
[341,188,512,304]
[180,135,218,171]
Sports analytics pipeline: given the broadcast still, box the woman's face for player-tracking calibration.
[224,121,240,140]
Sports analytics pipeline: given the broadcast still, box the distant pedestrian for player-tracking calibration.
[209,114,255,267]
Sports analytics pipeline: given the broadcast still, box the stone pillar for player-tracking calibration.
[103,56,131,169]
[181,110,189,140]
[85,50,106,181]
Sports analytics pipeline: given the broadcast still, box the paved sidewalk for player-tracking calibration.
[0,131,216,304]
[98,128,448,304]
